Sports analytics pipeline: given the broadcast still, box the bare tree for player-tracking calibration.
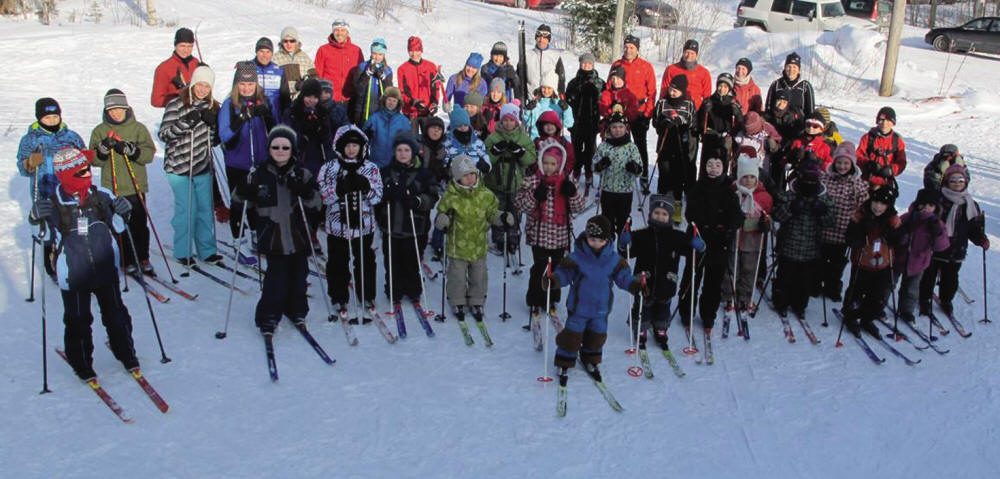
[0,0,25,15]
[146,0,158,25]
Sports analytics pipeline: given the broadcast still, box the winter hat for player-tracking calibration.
[491,42,508,58]
[669,74,688,93]
[299,78,322,99]
[805,109,825,129]
[499,103,520,124]
[541,72,559,90]
[914,188,941,208]
[648,195,674,216]
[536,24,552,37]
[877,106,896,125]
[536,110,562,133]
[465,52,484,69]
[463,91,484,108]
[939,144,959,157]
[392,132,420,157]
[624,34,640,49]
[579,52,596,65]
[717,72,734,90]
[190,65,215,88]
[816,106,831,126]
[381,87,402,107]
[609,65,626,82]
[450,154,479,183]
[785,52,801,67]
[736,57,753,73]
[334,125,368,156]
[103,89,129,111]
[490,77,506,94]
[737,144,758,159]
[585,215,615,241]
[174,27,195,45]
[833,141,855,162]
[280,26,300,42]
[35,97,61,120]
[370,37,387,55]
[256,37,274,52]
[743,111,764,135]
[424,116,445,134]
[683,39,699,54]
[267,125,298,155]
[318,79,334,95]
[869,186,897,207]
[944,163,970,183]
[449,108,471,130]
[607,111,629,127]
[53,147,92,173]
[408,36,423,53]
[773,89,789,102]
[737,154,758,179]
[331,19,350,31]
[234,61,258,83]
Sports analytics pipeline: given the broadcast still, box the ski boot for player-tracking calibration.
[140,260,156,277]
[654,329,669,350]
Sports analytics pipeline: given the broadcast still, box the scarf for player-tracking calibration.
[736,183,761,219]
[734,75,750,86]
[537,173,569,225]
[940,187,981,237]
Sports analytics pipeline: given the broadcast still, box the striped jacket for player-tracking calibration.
[158,92,219,176]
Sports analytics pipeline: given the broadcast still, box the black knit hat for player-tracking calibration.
[174,27,195,46]
[624,34,640,49]
[609,65,626,82]
[490,42,508,57]
[35,97,61,120]
[648,194,674,217]
[877,106,896,125]
[669,74,688,93]
[683,39,699,54]
[299,78,322,99]
[268,125,298,155]
[736,57,753,73]
[585,215,614,241]
[785,52,801,67]
[869,186,898,207]
[913,188,941,208]
[255,37,274,52]
[392,133,421,163]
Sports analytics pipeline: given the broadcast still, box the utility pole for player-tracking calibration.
[611,0,627,61]
[879,0,907,97]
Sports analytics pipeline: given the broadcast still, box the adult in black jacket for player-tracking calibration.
[765,52,815,118]
[565,53,605,185]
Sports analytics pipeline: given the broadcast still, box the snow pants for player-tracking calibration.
[255,252,310,333]
[167,172,217,261]
[679,248,726,329]
[119,194,150,267]
[630,296,672,336]
[554,312,608,369]
[326,233,377,306]
[446,257,487,308]
[631,117,651,181]
[526,246,566,309]
[599,191,632,237]
[572,129,597,179]
[722,249,759,307]
[897,271,922,319]
[845,268,892,323]
[61,281,138,380]
[919,259,961,311]
[382,233,428,302]
[818,243,849,299]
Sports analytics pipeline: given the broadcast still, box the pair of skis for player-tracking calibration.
[55,349,169,423]
[455,309,493,347]
[556,365,623,417]
[832,309,920,365]
[263,321,336,381]
[388,300,436,339]
[720,307,750,341]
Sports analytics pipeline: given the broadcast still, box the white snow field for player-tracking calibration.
[1,1,998,477]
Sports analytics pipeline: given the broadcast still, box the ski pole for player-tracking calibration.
[124,223,171,363]
[683,227,698,356]
[409,209,431,314]
[110,151,130,293]
[36,208,52,393]
[344,190,364,325]
[358,191,370,320]
[500,228,510,321]
[119,146,180,284]
[27,167,41,303]
[388,201,403,335]
[217,190,249,340]
[732,228,743,337]
[299,196,335,323]
[628,273,647,378]
[181,131,195,278]
[435,209,454,322]
[835,249,861,348]
[980,246,990,324]
[539,258,553,383]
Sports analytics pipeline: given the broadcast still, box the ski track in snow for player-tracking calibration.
[2,0,1000,477]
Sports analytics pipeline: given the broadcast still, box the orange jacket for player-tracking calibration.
[609,56,657,118]
[314,35,364,103]
[661,62,712,110]
[150,53,200,108]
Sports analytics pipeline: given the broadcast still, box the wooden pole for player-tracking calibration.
[879,0,907,97]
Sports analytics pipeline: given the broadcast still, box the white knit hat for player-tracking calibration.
[736,154,758,179]
[190,65,215,88]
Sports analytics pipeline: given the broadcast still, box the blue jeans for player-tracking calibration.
[167,172,217,260]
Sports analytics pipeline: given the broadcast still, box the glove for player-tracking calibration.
[878,166,893,177]
[112,196,132,220]
[404,193,422,210]
[97,136,117,157]
[509,145,526,158]
[214,203,231,223]
[540,274,559,291]
[114,141,138,158]
[341,172,371,195]
[810,199,829,217]
[201,108,218,128]
[981,238,991,250]
[759,214,771,231]
[887,215,902,229]
[594,156,611,172]
[558,100,569,111]
[533,182,548,202]
[525,99,538,111]
[476,159,491,174]
[629,275,649,296]
[427,104,439,116]
[252,103,272,119]
[618,229,632,249]
[435,213,451,231]
[30,199,53,223]
[691,234,706,253]
[625,161,643,175]
[414,100,427,114]
[229,110,247,133]
[490,142,507,156]
[384,182,405,202]
[284,169,314,199]
[500,211,516,227]
[560,178,577,197]
[171,70,186,90]
[25,151,44,173]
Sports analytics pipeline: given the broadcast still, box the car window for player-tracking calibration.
[771,0,792,13]
[740,0,760,7]
[791,0,816,17]
[988,20,1000,32]
[822,2,845,17]
[964,18,990,31]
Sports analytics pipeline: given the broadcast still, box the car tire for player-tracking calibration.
[933,35,952,52]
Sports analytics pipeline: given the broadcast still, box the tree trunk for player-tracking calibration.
[146,0,158,25]
[928,0,938,28]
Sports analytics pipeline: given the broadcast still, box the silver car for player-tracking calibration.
[735,0,871,32]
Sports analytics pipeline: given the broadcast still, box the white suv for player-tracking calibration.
[735,0,870,32]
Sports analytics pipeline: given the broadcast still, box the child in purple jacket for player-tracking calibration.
[896,188,949,324]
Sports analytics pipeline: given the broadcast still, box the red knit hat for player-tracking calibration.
[407,36,423,53]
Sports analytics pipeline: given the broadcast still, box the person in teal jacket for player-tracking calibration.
[17,98,85,201]
[363,87,410,168]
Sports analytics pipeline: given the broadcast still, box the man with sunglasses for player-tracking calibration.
[522,24,567,100]
[274,26,317,101]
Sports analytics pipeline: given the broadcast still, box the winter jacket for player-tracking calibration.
[89,109,157,196]
[620,224,690,300]
[151,53,200,108]
[772,180,835,262]
[654,95,695,158]
[32,185,124,291]
[856,128,907,185]
[314,35,365,103]
[820,158,868,245]
[594,136,642,193]
[599,86,641,125]
[16,122,85,198]
[898,209,950,277]
[437,179,499,262]
[733,77,763,115]
[443,131,489,172]
[923,151,967,190]
[532,110,574,172]
[788,134,833,171]
[421,122,449,182]
[445,72,488,109]
[281,98,338,177]
[522,97,573,139]
[218,97,273,171]
[481,60,518,102]
[611,56,658,117]
[764,106,804,146]
[765,74,815,116]
[255,60,288,117]
[686,175,745,253]
[661,62,713,110]
[698,93,744,137]
[484,125,536,195]
[514,142,586,250]
[317,151,384,239]
[481,99,505,135]
[734,124,782,165]
[846,205,904,272]
[274,47,316,99]
[158,92,220,176]
[242,159,321,256]
[554,234,634,318]
[934,193,987,263]
[351,60,394,125]
[397,58,442,118]
[375,156,439,238]
[363,105,410,168]
[565,69,605,135]
[733,181,772,253]
[524,45,566,96]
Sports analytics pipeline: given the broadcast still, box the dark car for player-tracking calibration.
[484,0,560,9]
[632,0,679,28]
[924,16,1000,54]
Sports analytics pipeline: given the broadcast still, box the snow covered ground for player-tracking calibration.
[1,1,998,477]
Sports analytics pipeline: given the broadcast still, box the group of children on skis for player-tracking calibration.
[16,25,990,383]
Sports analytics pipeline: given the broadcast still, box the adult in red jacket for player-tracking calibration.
[397,36,442,122]
[855,106,907,188]
[660,40,712,110]
[732,57,762,115]
[314,19,364,105]
[609,35,657,188]
[151,28,201,108]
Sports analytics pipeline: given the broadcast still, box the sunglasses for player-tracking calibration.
[270,145,292,151]
[536,32,551,39]
[282,39,296,44]
[805,121,824,129]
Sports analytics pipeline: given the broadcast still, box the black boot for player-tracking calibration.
[860,318,880,338]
